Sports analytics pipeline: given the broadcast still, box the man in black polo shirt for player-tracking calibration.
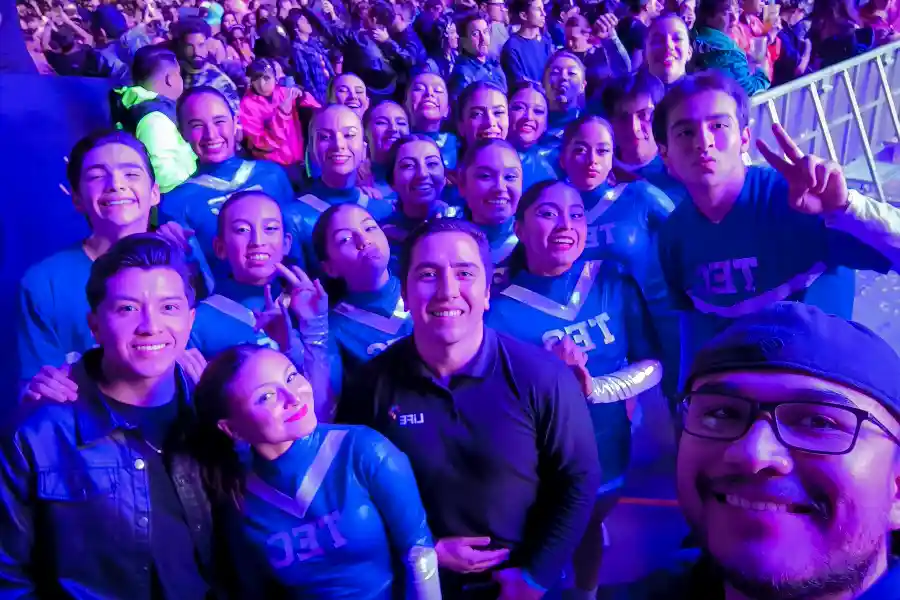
[338,220,601,599]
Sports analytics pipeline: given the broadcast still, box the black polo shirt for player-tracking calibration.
[338,327,601,590]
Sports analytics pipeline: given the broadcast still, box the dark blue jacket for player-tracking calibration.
[447,51,508,100]
[0,351,216,599]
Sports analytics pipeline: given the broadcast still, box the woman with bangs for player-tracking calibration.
[380,134,465,266]
[507,80,562,190]
[541,50,587,144]
[559,113,681,405]
[485,178,662,600]
[362,100,411,206]
[458,138,523,289]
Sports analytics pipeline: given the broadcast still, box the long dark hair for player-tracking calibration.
[190,344,271,509]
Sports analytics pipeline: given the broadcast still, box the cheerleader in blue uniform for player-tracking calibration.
[305,73,373,181]
[559,114,681,401]
[541,51,586,145]
[456,81,509,160]
[310,203,414,403]
[192,345,441,599]
[292,105,396,273]
[405,71,460,171]
[507,81,562,190]
[363,100,411,206]
[160,86,298,278]
[486,180,662,600]
[458,139,523,289]
[380,135,464,270]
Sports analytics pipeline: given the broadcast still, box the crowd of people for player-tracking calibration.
[5,0,900,598]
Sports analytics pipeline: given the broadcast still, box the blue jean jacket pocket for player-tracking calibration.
[37,467,118,501]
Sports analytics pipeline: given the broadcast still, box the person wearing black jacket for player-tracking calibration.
[338,219,601,599]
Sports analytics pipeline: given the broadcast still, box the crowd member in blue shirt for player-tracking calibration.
[338,219,601,598]
[459,139,524,288]
[486,180,662,600]
[626,302,900,600]
[507,81,561,190]
[643,13,692,90]
[18,131,164,382]
[405,71,460,170]
[363,100,411,205]
[559,114,681,401]
[190,344,441,599]
[602,70,690,206]
[541,50,586,144]
[500,0,554,85]
[456,80,510,156]
[310,203,414,406]
[159,85,297,279]
[654,71,894,388]
[616,0,664,69]
[382,135,465,260]
[447,12,508,100]
[293,104,396,272]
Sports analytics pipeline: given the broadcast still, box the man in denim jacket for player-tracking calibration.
[0,234,216,599]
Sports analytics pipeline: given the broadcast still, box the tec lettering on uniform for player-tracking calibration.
[585,223,616,248]
[366,337,403,356]
[699,257,759,295]
[267,511,348,569]
[541,312,617,351]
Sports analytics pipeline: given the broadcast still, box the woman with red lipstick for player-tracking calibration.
[559,112,681,413]
[644,13,692,88]
[191,344,441,599]
[485,178,662,600]
[456,80,509,153]
[362,100,411,206]
[507,81,561,191]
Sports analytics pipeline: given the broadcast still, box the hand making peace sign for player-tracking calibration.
[273,263,329,323]
[757,124,850,216]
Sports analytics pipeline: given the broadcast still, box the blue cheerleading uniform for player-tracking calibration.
[659,166,892,387]
[291,178,396,276]
[160,156,299,278]
[228,424,438,599]
[577,180,681,398]
[368,163,399,208]
[470,217,520,289]
[613,155,691,207]
[519,144,561,192]
[486,259,660,492]
[329,276,413,389]
[543,108,581,146]
[413,130,460,171]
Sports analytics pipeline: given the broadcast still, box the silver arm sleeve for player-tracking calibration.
[588,359,663,405]
[405,546,442,600]
[296,314,335,422]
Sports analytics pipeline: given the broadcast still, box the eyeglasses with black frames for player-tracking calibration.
[680,391,900,456]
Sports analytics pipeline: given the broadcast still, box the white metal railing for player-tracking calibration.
[747,39,900,201]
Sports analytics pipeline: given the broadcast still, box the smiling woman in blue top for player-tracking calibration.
[458,139,524,289]
[486,179,663,600]
[507,82,561,190]
[559,115,681,400]
[363,100,411,205]
[160,86,297,278]
[294,104,396,271]
[405,72,460,171]
[191,344,440,599]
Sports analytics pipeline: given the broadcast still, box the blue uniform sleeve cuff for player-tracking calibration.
[521,569,548,593]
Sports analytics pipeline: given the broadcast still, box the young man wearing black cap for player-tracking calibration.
[630,301,900,599]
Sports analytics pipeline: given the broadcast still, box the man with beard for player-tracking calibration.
[448,12,507,101]
[174,17,241,116]
[628,301,900,599]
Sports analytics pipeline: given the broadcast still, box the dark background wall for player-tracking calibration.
[1,0,112,417]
